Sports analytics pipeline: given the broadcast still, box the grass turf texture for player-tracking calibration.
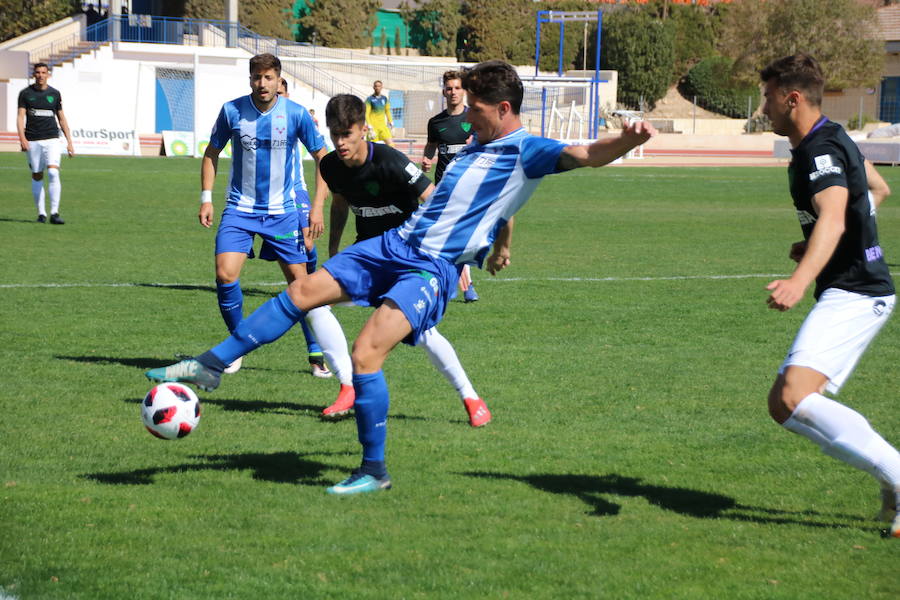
[0,154,897,598]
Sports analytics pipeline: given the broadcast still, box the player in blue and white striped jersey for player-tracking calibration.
[277,77,332,380]
[193,53,353,411]
[147,60,656,495]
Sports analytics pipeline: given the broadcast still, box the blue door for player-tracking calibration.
[880,77,900,124]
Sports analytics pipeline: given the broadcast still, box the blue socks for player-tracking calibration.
[209,290,305,365]
[216,280,243,333]
[354,371,390,474]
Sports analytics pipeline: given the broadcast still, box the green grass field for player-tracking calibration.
[0,154,896,598]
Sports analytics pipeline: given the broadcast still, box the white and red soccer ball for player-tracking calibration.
[141,383,201,440]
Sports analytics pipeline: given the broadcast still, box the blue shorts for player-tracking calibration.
[216,208,309,264]
[323,229,459,345]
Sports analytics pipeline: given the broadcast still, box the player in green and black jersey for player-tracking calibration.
[422,70,481,302]
[761,53,900,539]
[16,63,74,224]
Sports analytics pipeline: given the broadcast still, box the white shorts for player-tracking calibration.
[779,288,894,394]
[26,138,62,173]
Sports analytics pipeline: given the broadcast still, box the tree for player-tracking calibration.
[182,0,295,40]
[400,0,463,57]
[299,0,379,49]
[718,0,883,90]
[459,0,534,64]
[601,8,675,110]
[1,0,78,43]
[653,1,721,84]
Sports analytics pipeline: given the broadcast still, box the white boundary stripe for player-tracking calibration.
[0,273,792,289]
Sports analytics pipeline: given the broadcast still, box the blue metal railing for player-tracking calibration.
[28,16,447,109]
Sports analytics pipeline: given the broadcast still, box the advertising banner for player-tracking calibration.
[162,131,232,159]
[70,128,140,156]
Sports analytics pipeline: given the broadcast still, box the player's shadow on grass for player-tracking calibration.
[56,354,290,374]
[463,472,876,532]
[120,396,427,422]
[122,395,325,415]
[57,354,179,369]
[85,451,337,486]
[134,283,276,297]
[0,217,42,224]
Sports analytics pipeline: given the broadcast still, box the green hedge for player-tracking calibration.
[601,9,674,111]
[680,56,759,118]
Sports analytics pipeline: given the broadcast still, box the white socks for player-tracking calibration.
[305,305,352,386]
[47,168,61,214]
[32,179,45,215]
[784,393,900,489]
[420,327,477,400]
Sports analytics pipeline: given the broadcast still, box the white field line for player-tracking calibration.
[0,273,794,289]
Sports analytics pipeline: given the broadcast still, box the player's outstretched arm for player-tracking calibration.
[417,183,435,206]
[57,108,74,157]
[328,193,350,258]
[865,160,890,209]
[16,107,28,151]
[199,143,222,228]
[557,120,657,171]
[486,216,515,275]
[421,142,437,170]
[766,186,847,311]
[309,147,329,239]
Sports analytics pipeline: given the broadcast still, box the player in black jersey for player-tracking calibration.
[422,70,482,303]
[761,53,900,538]
[314,93,491,427]
[16,63,75,224]
[423,71,472,184]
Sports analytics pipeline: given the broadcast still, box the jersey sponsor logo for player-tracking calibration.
[865,245,884,262]
[796,210,817,225]
[350,204,404,217]
[814,155,833,170]
[30,108,55,117]
[239,135,290,151]
[809,154,842,181]
[439,143,466,155]
[405,162,423,184]
[473,154,498,169]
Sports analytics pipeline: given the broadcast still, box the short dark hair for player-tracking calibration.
[32,62,49,72]
[249,53,281,75]
[760,53,824,107]
[461,60,523,114]
[326,94,366,131]
[442,70,463,85]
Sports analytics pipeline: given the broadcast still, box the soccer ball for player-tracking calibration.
[141,383,201,440]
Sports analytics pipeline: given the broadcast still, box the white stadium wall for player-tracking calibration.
[2,42,331,154]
